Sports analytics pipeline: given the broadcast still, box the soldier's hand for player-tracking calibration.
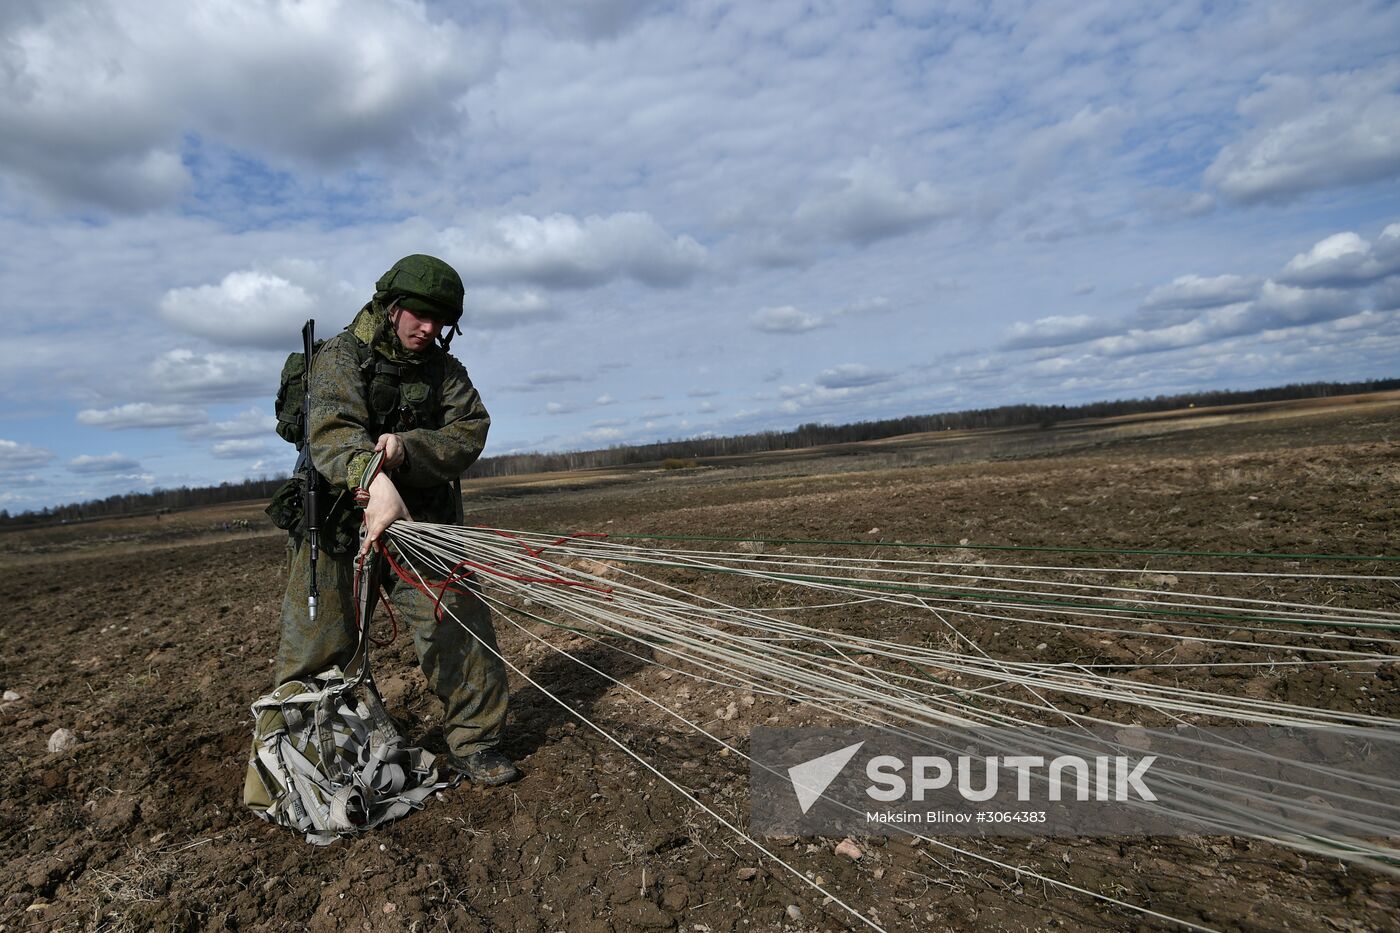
[361,472,413,557]
[375,433,406,470]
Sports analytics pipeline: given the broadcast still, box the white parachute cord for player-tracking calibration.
[383,526,1400,846]
[471,529,1400,626]
[390,527,1400,728]
[381,552,889,929]
[535,541,1400,627]
[452,581,1223,933]
[386,531,1400,832]
[426,525,1400,654]
[472,527,1397,583]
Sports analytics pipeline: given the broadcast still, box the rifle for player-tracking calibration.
[301,319,320,623]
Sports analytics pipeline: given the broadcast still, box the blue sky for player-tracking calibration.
[1,0,1398,513]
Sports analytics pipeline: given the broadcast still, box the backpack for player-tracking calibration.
[273,339,325,449]
[242,667,453,846]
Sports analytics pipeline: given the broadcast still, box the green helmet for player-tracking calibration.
[375,254,464,325]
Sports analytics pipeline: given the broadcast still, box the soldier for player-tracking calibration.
[275,254,519,786]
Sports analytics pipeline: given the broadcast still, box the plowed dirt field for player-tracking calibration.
[3,395,1398,932]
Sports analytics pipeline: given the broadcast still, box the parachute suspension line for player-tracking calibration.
[427,530,1400,728]
[381,522,1400,869]
[600,530,1400,564]
[468,586,1223,933]
[500,539,1400,626]
[421,527,1400,650]
[371,545,890,933]
[388,525,1400,732]
[378,531,1221,932]
[406,526,1400,801]
[454,526,1400,634]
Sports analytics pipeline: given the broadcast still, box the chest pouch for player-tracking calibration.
[366,359,438,434]
[367,361,403,428]
[397,381,433,430]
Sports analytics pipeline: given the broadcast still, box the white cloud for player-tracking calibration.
[1016,105,1129,188]
[1279,225,1400,287]
[506,370,592,392]
[1086,281,1358,358]
[77,402,206,430]
[1250,280,1358,327]
[247,457,288,477]
[465,288,557,329]
[1206,68,1400,204]
[1140,274,1262,311]
[147,349,279,402]
[159,261,351,349]
[815,364,893,389]
[182,407,277,440]
[1136,188,1216,220]
[1001,315,1118,351]
[0,439,55,472]
[6,4,1400,512]
[68,452,141,474]
[444,212,707,289]
[211,438,266,459]
[1373,275,1400,312]
[791,153,953,246]
[751,296,890,333]
[517,0,656,40]
[751,305,823,334]
[832,296,892,317]
[0,0,492,211]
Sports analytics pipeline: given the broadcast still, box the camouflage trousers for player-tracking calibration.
[275,537,509,757]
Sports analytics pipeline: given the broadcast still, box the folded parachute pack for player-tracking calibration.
[243,666,452,845]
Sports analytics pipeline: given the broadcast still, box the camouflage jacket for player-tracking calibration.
[308,303,490,527]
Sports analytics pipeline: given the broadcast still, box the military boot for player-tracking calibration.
[449,748,521,786]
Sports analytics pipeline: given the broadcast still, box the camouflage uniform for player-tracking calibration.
[275,298,509,759]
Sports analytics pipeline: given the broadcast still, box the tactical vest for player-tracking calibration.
[361,352,446,440]
[275,338,445,449]
[266,332,450,553]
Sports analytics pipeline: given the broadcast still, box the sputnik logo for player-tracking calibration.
[788,741,865,813]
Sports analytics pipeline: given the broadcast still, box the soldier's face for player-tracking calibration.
[392,306,444,352]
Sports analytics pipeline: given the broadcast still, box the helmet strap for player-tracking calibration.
[440,323,459,351]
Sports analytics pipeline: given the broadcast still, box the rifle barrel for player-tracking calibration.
[302,319,320,623]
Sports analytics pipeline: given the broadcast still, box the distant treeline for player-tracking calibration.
[0,477,288,529]
[463,377,1400,478]
[4,377,1395,529]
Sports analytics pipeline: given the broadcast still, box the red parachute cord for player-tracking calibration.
[377,536,613,625]
[370,584,400,647]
